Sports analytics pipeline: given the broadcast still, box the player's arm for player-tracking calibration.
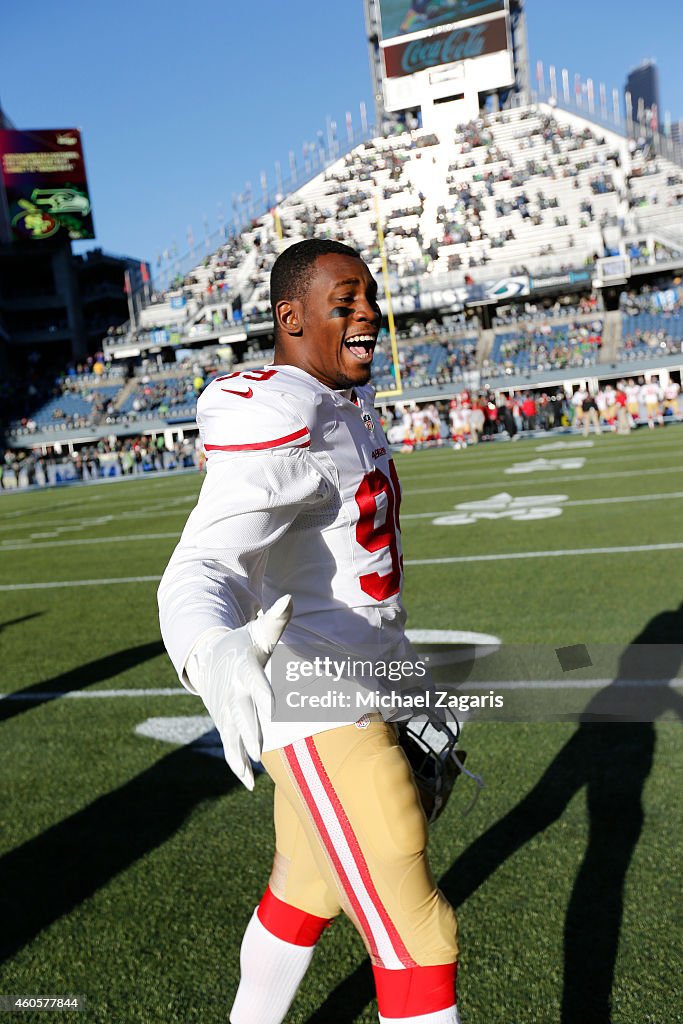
[158,383,331,787]
[158,449,330,788]
[158,449,328,675]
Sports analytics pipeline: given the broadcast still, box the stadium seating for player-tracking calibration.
[7,104,683,445]
[618,311,683,360]
[102,103,683,375]
[486,319,603,375]
[10,375,126,432]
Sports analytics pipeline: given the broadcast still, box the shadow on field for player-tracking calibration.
[0,744,236,963]
[0,641,165,723]
[0,613,43,632]
[304,604,683,1024]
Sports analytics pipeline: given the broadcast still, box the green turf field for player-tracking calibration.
[1,427,682,1023]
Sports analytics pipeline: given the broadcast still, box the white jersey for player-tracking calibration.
[641,382,661,405]
[425,405,440,429]
[449,407,463,431]
[158,364,407,750]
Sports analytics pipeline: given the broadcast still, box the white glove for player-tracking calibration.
[187,594,293,790]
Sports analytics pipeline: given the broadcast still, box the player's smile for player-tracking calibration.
[342,331,377,362]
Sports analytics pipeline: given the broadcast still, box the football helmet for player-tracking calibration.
[398,714,472,824]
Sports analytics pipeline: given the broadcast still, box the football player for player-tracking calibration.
[640,376,663,428]
[158,240,461,1023]
[663,377,681,417]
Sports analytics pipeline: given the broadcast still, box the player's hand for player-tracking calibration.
[191,595,293,789]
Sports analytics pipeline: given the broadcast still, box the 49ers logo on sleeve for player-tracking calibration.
[354,461,402,600]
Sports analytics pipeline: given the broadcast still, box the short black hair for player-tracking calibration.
[270,238,360,312]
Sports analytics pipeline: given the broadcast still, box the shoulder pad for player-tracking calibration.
[198,368,311,454]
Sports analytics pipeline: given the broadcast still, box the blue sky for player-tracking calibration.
[1,0,681,272]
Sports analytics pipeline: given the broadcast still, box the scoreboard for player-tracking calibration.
[373,0,519,128]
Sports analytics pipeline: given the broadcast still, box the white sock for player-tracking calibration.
[229,911,316,1024]
[379,1006,461,1024]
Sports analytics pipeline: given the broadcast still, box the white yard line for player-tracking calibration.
[4,469,678,543]
[3,538,683,589]
[465,679,683,690]
[0,575,161,591]
[396,437,683,478]
[0,496,194,534]
[413,465,683,496]
[1,490,678,547]
[2,680,681,700]
[1,532,180,551]
[0,688,185,700]
[401,490,683,520]
[405,541,683,566]
[399,449,681,483]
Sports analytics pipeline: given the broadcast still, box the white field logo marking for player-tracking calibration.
[535,440,594,452]
[432,492,568,525]
[505,457,586,475]
[135,715,224,759]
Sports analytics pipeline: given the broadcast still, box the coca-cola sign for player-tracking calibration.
[383,16,508,78]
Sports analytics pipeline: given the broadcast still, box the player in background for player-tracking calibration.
[615,384,630,435]
[411,403,427,447]
[601,385,616,429]
[640,376,663,428]
[571,385,587,431]
[398,403,416,452]
[625,378,641,423]
[449,398,466,449]
[425,403,443,446]
[459,398,472,444]
[158,240,461,1024]
[663,377,681,417]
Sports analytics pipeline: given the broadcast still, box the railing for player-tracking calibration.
[153,123,378,293]
[529,86,683,169]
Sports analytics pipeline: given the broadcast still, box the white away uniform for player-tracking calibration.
[157,362,460,1023]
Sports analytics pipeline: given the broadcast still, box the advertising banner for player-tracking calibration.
[0,128,95,241]
[529,269,593,292]
[379,0,505,42]
[378,274,529,314]
[383,15,508,78]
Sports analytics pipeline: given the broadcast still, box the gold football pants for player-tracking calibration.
[261,718,458,970]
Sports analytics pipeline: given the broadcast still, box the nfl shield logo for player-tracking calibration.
[355,714,371,730]
[362,412,375,433]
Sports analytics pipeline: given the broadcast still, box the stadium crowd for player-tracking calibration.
[1,434,201,489]
[4,373,680,490]
[102,104,683,357]
[3,104,683,491]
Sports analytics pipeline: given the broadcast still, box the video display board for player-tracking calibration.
[383,14,508,77]
[0,128,95,242]
[378,0,505,42]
